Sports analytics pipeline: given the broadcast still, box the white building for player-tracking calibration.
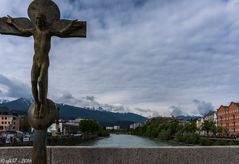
[48,122,79,136]
[196,117,205,135]
[130,123,143,129]
[113,126,120,130]
[106,127,114,130]
[106,126,120,130]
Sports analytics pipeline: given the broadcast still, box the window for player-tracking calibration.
[13,117,16,120]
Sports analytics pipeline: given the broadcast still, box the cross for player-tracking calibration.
[0,0,87,164]
[0,0,86,119]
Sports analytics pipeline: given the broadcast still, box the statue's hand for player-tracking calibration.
[4,15,13,24]
[71,19,78,26]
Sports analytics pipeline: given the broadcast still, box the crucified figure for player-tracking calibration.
[4,14,77,118]
[1,1,87,163]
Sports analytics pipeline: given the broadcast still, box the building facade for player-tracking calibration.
[204,111,217,127]
[130,123,143,129]
[217,102,239,137]
[0,109,20,132]
[48,121,79,136]
[196,117,205,135]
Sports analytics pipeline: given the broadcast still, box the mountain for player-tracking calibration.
[0,98,147,128]
[0,98,32,111]
[175,115,201,121]
[0,99,10,104]
[58,103,147,127]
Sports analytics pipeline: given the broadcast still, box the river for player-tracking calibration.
[79,134,176,147]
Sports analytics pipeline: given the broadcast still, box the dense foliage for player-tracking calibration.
[79,119,109,137]
[79,119,102,133]
[132,117,238,146]
[133,117,185,140]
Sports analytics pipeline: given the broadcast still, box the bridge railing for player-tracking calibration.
[0,146,238,164]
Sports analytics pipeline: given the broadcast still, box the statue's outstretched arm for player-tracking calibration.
[4,15,33,35]
[52,19,78,36]
[60,20,78,34]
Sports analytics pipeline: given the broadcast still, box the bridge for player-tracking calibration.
[0,146,238,164]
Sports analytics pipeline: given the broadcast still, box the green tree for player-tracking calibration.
[184,122,197,133]
[217,126,223,134]
[168,121,180,136]
[183,133,200,144]
[79,119,101,133]
[202,120,215,136]
[202,120,211,136]
[158,129,171,140]
[223,127,229,136]
[210,123,217,136]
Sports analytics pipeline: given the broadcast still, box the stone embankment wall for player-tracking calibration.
[0,146,238,164]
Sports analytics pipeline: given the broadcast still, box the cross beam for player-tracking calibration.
[0,17,86,38]
[0,0,86,38]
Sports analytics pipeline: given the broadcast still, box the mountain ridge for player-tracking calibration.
[0,98,147,128]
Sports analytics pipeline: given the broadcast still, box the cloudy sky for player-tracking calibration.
[0,0,239,117]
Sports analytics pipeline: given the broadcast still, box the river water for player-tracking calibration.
[79,134,176,147]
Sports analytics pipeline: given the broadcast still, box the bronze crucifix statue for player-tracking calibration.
[0,0,86,163]
[4,14,79,119]
[0,0,86,119]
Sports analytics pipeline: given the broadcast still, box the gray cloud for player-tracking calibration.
[170,106,185,117]
[0,0,239,116]
[56,93,132,113]
[57,93,100,107]
[135,108,152,113]
[57,93,155,117]
[85,96,96,102]
[193,99,215,115]
[134,108,160,118]
[0,74,31,98]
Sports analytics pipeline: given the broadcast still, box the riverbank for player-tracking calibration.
[0,132,110,147]
[49,132,110,146]
[131,117,239,146]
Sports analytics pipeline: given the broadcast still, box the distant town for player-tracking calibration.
[1,99,239,146]
[0,98,145,146]
[0,108,110,146]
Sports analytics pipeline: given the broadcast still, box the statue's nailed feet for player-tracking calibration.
[28,99,58,130]
[39,103,46,119]
[34,102,46,119]
[34,102,40,118]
